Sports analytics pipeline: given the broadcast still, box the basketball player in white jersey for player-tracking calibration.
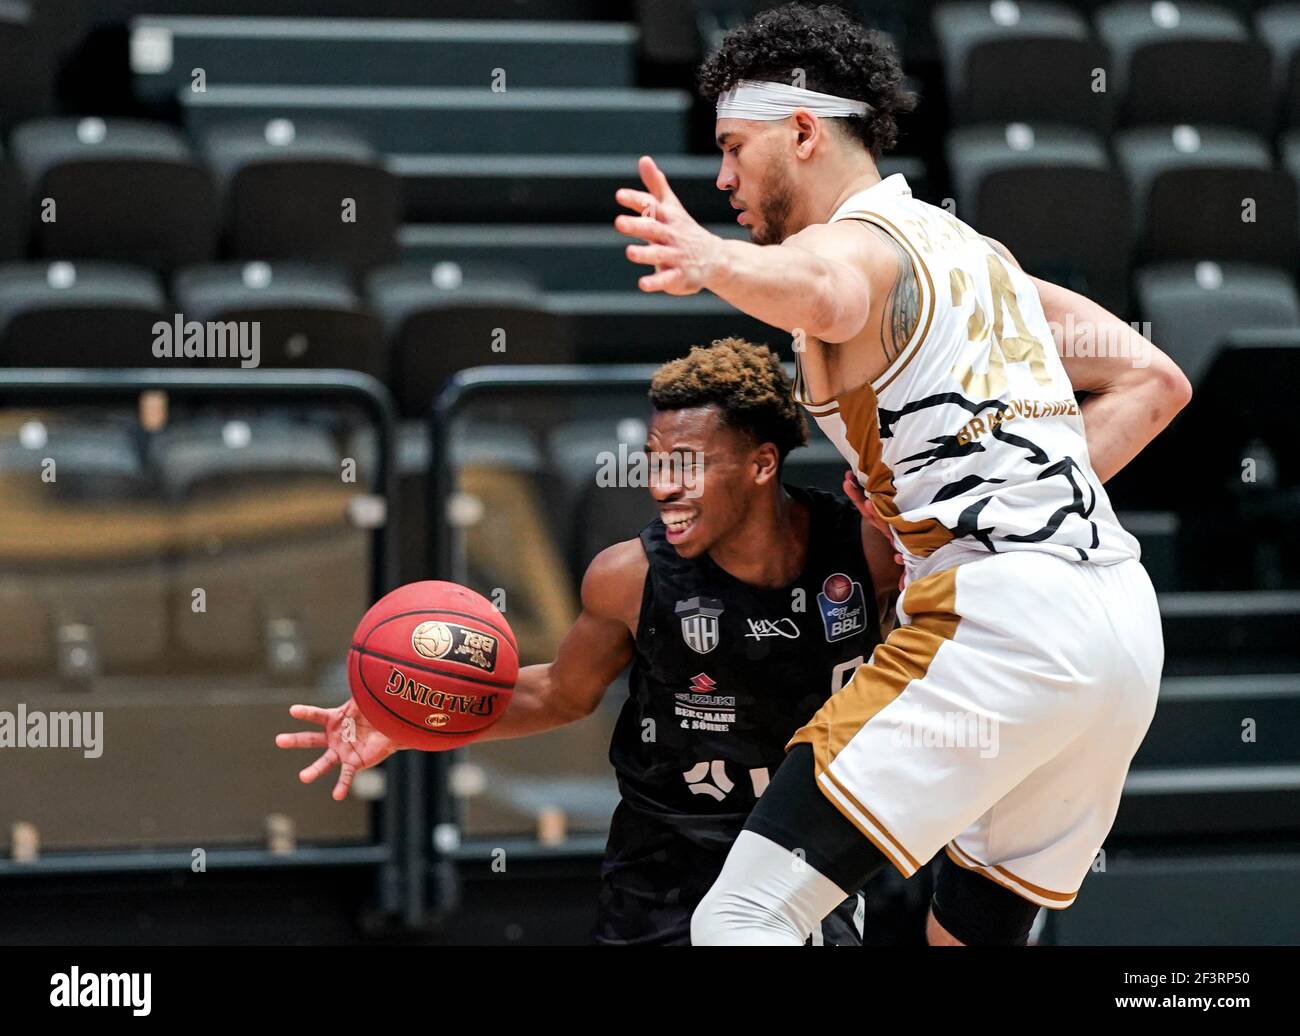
[614,3,1193,945]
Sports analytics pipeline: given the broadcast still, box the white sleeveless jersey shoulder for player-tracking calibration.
[795,173,1139,574]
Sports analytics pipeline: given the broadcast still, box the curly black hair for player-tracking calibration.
[697,2,916,159]
[649,337,809,462]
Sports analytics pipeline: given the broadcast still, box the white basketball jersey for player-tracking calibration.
[794,173,1139,577]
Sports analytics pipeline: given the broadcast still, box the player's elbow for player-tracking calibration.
[1147,351,1193,420]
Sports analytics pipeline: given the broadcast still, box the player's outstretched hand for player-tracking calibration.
[615,155,724,295]
[276,699,400,801]
[844,470,905,589]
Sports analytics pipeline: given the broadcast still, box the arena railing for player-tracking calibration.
[0,368,423,924]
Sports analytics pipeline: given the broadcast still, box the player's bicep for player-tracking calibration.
[546,542,642,714]
[781,223,875,343]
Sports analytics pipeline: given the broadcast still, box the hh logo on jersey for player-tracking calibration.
[676,596,724,654]
[817,573,866,642]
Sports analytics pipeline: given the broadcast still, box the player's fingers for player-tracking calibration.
[299,748,339,785]
[332,763,356,801]
[638,155,677,203]
[614,214,670,243]
[615,187,658,215]
[275,731,327,750]
[289,704,332,726]
[638,268,684,293]
[625,243,675,267]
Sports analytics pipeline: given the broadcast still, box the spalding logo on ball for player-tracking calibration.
[348,581,519,750]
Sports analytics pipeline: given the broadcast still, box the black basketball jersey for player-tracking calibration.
[596,485,881,945]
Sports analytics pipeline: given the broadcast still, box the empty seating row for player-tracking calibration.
[0,260,776,415]
[948,122,1300,310]
[936,1,1300,134]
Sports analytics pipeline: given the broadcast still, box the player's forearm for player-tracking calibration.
[475,663,600,742]
[708,239,866,342]
[1078,362,1191,483]
[1035,275,1192,482]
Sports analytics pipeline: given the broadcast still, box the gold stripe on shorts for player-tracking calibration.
[945,843,1079,909]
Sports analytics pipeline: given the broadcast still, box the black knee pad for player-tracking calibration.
[931,858,1041,946]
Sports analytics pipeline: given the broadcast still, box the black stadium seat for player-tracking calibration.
[1256,4,1300,130]
[0,260,169,367]
[1094,1,1272,133]
[368,261,569,416]
[1114,125,1298,267]
[0,141,24,261]
[945,123,1131,312]
[9,117,219,271]
[933,2,1113,131]
[0,1,54,129]
[172,261,386,377]
[1134,261,1300,388]
[201,120,399,270]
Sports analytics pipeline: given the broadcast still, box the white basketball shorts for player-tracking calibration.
[787,549,1163,909]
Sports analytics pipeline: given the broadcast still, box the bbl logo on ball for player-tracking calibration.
[411,620,499,673]
[411,620,454,660]
[816,573,865,642]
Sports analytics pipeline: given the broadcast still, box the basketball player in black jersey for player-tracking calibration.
[278,339,915,945]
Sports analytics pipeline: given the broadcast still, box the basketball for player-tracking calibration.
[347,581,518,750]
[823,573,853,603]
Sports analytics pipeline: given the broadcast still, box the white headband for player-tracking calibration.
[715,79,872,121]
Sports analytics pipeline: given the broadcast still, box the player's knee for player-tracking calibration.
[690,882,802,945]
[930,859,1041,946]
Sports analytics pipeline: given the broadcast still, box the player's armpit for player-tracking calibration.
[477,540,644,741]
[1032,275,1193,482]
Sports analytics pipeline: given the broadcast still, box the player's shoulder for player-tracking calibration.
[581,538,649,620]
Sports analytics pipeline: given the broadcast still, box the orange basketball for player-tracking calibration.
[347,581,518,750]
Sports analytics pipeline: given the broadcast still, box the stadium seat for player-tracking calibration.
[130,16,637,98]
[171,261,386,377]
[1134,261,1300,387]
[551,291,776,362]
[398,222,747,292]
[544,416,658,579]
[183,85,691,155]
[201,121,399,271]
[149,414,362,672]
[933,2,1113,131]
[0,2,54,129]
[368,262,568,417]
[9,118,219,271]
[0,260,169,367]
[0,413,165,677]
[1094,1,1271,133]
[946,123,1130,311]
[1113,125,1298,267]
[149,414,341,499]
[1256,4,1300,129]
[784,431,855,495]
[0,142,25,261]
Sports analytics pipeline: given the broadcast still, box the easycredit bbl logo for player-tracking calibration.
[816,573,865,642]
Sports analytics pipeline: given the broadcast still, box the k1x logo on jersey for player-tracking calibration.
[817,573,866,642]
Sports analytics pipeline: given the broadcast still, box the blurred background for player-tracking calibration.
[0,0,1298,945]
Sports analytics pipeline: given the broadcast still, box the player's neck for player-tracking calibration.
[792,162,883,234]
[707,488,808,589]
